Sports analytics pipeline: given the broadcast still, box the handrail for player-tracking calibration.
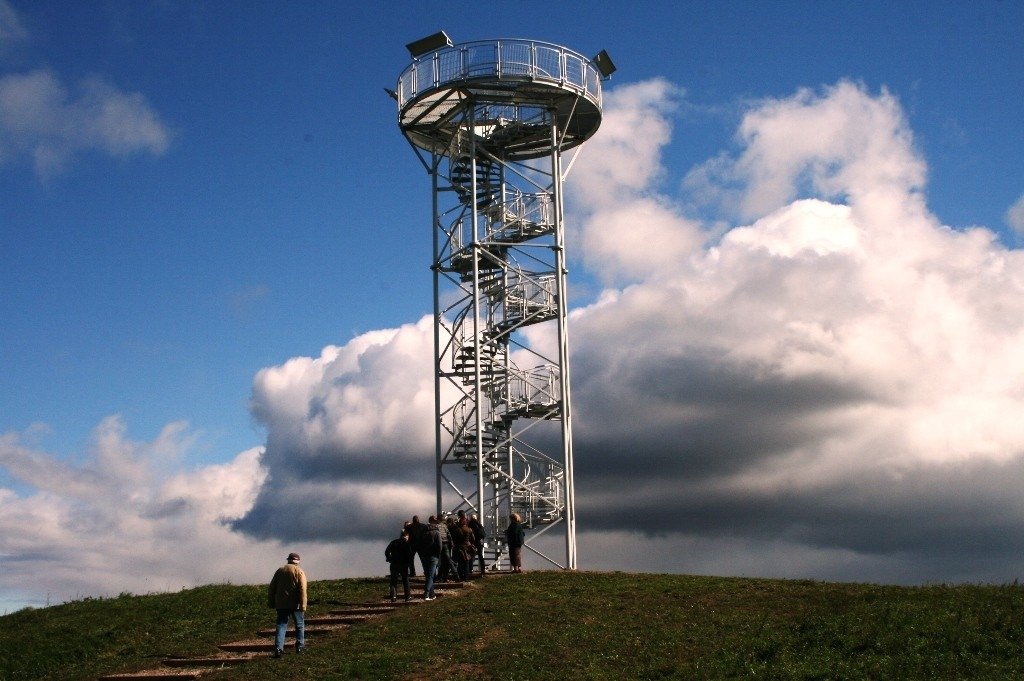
[398,39,603,110]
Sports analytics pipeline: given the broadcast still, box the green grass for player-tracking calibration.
[0,578,383,681]
[3,573,1024,680]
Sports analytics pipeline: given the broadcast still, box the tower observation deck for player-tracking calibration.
[394,32,613,571]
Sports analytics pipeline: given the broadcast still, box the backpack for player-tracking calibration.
[419,525,440,554]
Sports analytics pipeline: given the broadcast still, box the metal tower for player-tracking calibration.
[394,32,613,570]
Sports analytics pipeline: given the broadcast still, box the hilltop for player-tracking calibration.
[2,571,1024,679]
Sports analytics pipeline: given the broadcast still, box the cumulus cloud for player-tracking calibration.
[0,417,262,608]
[0,0,28,45]
[1007,194,1024,236]
[0,416,388,611]
[568,79,704,284]
[684,81,927,222]
[0,68,170,178]
[564,79,1024,582]
[232,317,437,542]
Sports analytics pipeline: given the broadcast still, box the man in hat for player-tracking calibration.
[268,552,307,657]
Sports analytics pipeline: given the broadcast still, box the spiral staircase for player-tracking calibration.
[444,148,566,536]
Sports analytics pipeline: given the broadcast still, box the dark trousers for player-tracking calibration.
[389,563,410,599]
[438,545,455,580]
[457,554,471,581]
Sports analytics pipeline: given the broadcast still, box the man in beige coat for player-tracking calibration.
[268,552,307,657]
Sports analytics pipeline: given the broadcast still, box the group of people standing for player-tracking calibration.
[384,511,526,601]
[264,512,526,658]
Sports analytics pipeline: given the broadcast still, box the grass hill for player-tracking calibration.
[3,571,1024,679]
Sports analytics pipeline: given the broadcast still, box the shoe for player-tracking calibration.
[390,596,396,602]
[295,646,304,655]
[272,649,283,659]
[425,595,435,601]
[405,596,412,602]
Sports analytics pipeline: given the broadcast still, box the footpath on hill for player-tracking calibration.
[96,576,478,680]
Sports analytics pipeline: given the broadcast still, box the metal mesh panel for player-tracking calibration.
[466,43,497,77]
[535,46,562,81]
[564,54,584,89]
[437,48,463,84]
[501,42,533,77]
[587,68,601,100]
[399,68,416,102]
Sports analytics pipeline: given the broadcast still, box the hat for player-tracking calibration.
[287,552,301,563]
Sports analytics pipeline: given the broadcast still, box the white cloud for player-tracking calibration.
[0,0,28,45]
[561,80,1024,583]
[250,316,435,461]
[684,81,926,222]
[571,78,681,206]
[0,417,371,611]
[234,317,438,542]
[569,79,704,284]
[0,69,170,178]
[1007,194,1024,236]
[1,2,169,177]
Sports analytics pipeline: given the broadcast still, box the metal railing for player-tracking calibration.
[398,39,602,110]
[507,364,560,413]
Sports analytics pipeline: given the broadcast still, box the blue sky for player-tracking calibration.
[2,0,1024,611]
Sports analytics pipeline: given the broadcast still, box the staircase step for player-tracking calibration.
[323,606,396,616]
[98,673,204,680]
[311,610,385,622]
[218,639,276,653]
[413,580,468,591]
[255,625,343,637]
[162,655,250,667]
[315,613,382,623]
[306,614,373,625]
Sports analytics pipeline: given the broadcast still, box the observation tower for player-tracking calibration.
[393,31,614,570]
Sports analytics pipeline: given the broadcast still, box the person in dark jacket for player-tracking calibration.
[385,528,414,602]
[468,513,486,575]
[407,516,426,576]
[505,513,525,573]
[409,515,428,578]
[454,516,476,581]
[421,516,443,600]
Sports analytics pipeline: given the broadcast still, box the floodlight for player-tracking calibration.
[592,49,616,78]
[406,31,453,58]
